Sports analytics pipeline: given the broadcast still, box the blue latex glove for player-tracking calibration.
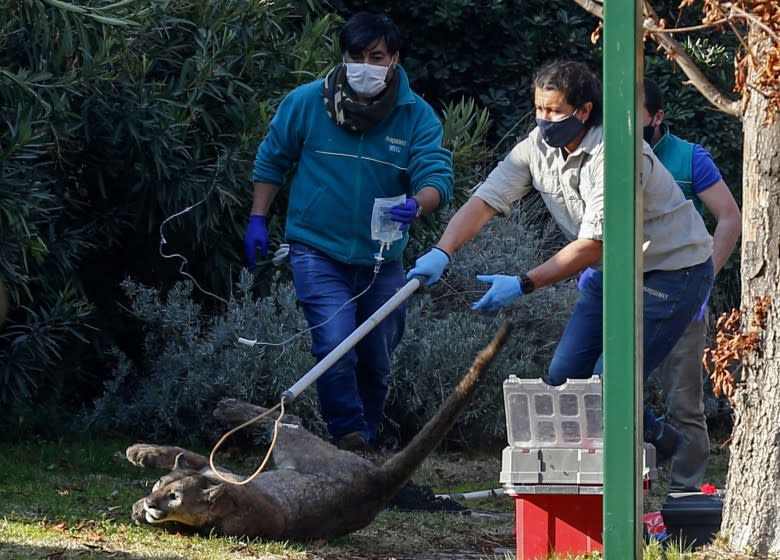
[577,267,598,290]
[472,274,524,312]
[389,198,419,231]
[243,215,269,268]
[406,247,450,286]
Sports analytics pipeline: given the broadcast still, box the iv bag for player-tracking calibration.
[371,195,405,243]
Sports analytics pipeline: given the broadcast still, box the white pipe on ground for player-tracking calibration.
[436,488,506,500]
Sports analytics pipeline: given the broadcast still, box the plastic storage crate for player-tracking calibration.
[501,375,657,559]
[503,375,603,449]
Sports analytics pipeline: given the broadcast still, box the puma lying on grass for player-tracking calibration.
[126,322,511,540]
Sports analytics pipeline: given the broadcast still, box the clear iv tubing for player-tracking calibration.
[159,159,229,306]
[236,241,392,350]
[372,240,391,271]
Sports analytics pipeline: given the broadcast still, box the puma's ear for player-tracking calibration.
[203,483,225,503]
[173,452,189,471]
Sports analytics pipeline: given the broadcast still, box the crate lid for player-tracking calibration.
[503,375,603,448]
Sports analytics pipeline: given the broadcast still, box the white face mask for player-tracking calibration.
[344,62,390,97]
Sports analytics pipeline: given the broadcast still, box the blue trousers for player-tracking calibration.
[548,258,713,440]
[289,242,406,442]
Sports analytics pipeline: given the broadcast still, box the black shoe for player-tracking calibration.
[387,481,468,513]
[649,422,682,464]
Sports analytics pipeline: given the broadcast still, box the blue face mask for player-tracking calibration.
[536,110,584,148]
[643,122,656,143]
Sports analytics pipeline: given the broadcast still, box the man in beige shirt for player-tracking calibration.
[407,60,714,463]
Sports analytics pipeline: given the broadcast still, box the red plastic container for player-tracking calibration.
[514,493,604,559]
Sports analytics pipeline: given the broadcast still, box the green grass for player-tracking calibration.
[0,438,309,559]
[0,439,139,525]
[0,439,514,559]
[0,437,764,560]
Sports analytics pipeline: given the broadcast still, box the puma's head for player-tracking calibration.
[132,469,228,529]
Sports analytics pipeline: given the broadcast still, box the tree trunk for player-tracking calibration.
[721,29,780,553]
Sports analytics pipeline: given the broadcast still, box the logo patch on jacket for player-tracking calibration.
[385,136,407,153]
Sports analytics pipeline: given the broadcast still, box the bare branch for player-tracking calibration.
[571,0,741,118]
[572,0,602,19]
[642,1,741,118]
[644,19,728,34]
[726,2,780,45]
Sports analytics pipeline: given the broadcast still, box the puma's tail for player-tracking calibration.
[378,321,513,498]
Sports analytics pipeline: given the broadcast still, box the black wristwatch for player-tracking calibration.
[518,273,535,294]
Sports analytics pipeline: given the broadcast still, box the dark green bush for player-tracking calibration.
[0,0,340,425]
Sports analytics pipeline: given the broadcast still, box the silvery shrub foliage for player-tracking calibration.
[87,202,578,450]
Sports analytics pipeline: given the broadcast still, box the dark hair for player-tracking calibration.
[532,60,603,127]
[644,78,664,115]
[339,12,401,55]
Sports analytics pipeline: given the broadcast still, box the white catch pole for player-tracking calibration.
[281,276,423,402]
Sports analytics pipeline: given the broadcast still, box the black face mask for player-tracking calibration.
[536,111,584,148]
[643,123,656,143]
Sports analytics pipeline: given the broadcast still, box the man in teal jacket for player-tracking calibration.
[643,78,741,491]
[244,12,453,452]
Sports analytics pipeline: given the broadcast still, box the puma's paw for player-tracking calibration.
[126,444,182,469]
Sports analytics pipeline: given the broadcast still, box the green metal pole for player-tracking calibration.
[602,0,644,558]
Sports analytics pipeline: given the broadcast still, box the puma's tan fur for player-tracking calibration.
[127,322,511,540]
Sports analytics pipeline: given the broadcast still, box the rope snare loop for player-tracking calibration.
[207,398,287,485]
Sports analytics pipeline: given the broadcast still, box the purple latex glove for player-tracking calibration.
[389,198,420,231]
[577,267,598,290]
[472,274,525,312]
[695,295,710,322]
[243,215,268,268]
